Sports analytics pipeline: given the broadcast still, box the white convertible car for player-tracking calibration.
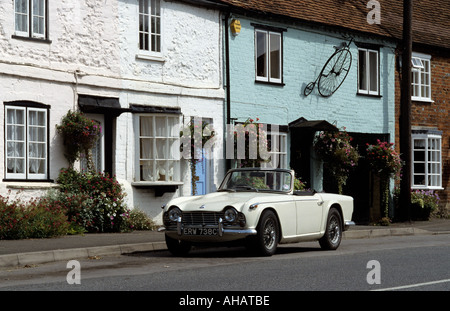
[161,168,354,256]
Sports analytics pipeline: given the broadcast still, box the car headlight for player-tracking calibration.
[168,206,182,222]
[224,207,238,223]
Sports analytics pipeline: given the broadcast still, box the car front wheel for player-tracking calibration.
[319,207,342,250]
[251,210,279,256]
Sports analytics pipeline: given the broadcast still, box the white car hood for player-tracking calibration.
[167,191,267,212]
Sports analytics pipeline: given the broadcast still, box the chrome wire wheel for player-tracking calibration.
[263,217,277,250]
[251,210,279,256]
[327,214,341,245]
[319,208,343,250]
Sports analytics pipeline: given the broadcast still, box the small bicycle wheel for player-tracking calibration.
[303,82,316,96]
[318,49,352,97]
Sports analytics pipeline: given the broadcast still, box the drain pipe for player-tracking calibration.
[224,12,231,171]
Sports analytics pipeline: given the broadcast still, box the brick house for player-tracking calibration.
[390,0,450,217]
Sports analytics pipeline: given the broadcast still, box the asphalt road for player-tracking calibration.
[0,234,449,293]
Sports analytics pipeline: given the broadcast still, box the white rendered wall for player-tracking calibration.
[0,1,225,224]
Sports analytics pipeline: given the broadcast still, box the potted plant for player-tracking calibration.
[411,189,440,220]
[366,140,403,221]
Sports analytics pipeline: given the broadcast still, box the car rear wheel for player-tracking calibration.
[165,234,192,256]
[250,210,279,256]
[319,207,342,250]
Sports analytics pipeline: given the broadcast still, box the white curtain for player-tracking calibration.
[140,117,154,181]
[6,109,25,174]
[28,110,46,174]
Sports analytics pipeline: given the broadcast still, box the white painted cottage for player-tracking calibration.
[0,0,225,224]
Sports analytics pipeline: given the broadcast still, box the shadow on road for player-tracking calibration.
[127,244,324,259]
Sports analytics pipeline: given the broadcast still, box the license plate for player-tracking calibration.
[183,228,218,236]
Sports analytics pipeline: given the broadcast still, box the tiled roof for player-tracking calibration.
[216,0,450,50]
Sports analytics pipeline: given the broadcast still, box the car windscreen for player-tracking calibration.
[220,170,292,192]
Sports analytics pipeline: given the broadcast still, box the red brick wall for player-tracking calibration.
[395,49,450,217]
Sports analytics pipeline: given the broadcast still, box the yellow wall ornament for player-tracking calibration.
[230,19,241,35]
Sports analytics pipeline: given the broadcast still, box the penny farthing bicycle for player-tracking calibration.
[304,38,353,97]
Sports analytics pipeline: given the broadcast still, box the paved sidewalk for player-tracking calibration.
[0,218,449,268]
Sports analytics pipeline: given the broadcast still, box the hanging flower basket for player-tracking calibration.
[180,119,215,195]
[366,140,403,220]
[313,128,359,194]
[56,110,102,169]
[233,118,269,168]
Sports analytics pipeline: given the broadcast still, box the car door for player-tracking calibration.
[294,193,323,236]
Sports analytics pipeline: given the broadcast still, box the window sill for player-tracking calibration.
[411,186,444,191]
[412,98,434,104]
[4,181,58,190]
[255,80,285,87]
[131,181,183,197]
[132,181,183,187]
[356,92,382,98]
[136,53,165,62]
[11,35,52,44]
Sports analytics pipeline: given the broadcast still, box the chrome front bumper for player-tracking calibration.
[159,217,257,237]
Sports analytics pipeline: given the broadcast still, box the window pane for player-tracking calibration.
[153,0,160,16]
[15,0,28,33]
[140,160,154,181]
[155,116,167,137]
[414,139,425,149]
[269,33,281,80]
[411,70,419,97]
[358,50,367,91]
[256,31,267,78]
[33,0,44,16]
[414,162,425,174]
[149,0,161,52]
[413,174,425,186]
[140,116,153,136]
[6,108,26,176]
[369,51,378,92]
[32,0,45,37]
[140,138,153,159]
[139,0,150,51]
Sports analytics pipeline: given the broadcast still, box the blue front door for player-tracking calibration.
[193,150,207,195]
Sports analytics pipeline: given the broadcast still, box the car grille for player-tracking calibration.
[182,212,223,226]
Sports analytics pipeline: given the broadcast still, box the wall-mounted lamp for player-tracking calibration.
[230,19,241,36]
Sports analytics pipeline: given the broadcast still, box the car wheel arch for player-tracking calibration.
[327,203,344,227]
[256,207,282,240]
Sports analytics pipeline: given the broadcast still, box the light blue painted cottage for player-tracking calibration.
[218,0,398,223]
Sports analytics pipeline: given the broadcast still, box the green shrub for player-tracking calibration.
[0,195,70,240]
[125,209,157,231]
[56,168,130,233]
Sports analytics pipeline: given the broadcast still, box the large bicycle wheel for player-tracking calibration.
[318,49,352,97]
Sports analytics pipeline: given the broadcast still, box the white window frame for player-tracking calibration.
[412,133,442,190]
[14,0,46,39]
[138,0,163,61]
[5,105,48,180]
[411,53,432,102]
[135,113,181,184]
[255,29,282,84]
[358,48,379,95]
